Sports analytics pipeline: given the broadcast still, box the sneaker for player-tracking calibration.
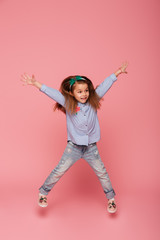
[38,194,48,207]
[107,199,117,213]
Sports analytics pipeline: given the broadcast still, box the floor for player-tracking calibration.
[1,184,159,240]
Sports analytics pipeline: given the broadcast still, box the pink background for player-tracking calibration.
[0,0,159,239]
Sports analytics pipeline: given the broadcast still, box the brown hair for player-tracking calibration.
[54,75,102,114]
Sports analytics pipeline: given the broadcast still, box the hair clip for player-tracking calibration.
[69,76,84,87]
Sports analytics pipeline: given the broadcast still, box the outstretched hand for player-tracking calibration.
[119,61,128,74]
[114,61,129,77]
[21,73,36,86]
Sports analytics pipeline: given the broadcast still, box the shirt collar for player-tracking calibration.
[78,101,89,107]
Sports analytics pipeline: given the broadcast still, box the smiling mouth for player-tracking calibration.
[81,97,87,100]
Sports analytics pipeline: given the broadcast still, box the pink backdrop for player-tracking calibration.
[0,0,159,239]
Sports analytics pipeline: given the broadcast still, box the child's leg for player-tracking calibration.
[39,142,81,196]
[83,145,116,200]
[83,145,117,213]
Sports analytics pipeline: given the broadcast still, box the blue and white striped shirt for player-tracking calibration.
[40,73,117,146]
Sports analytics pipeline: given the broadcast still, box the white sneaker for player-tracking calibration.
[107,199,117,213]
[38,193,48,207]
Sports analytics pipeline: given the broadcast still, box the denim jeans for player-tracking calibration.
[39,141,116,199]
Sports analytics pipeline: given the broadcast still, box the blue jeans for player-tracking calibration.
[39,141,116,199]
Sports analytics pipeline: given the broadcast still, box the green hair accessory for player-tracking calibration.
[69,76,83,87]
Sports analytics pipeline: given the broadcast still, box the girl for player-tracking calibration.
[21,62,128,213]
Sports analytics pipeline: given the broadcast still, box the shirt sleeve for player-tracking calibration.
[40,84,65,107]
[95,73,117,98]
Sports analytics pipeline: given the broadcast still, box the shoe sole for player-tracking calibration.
[38,202,48,208]
[107,208,117,213]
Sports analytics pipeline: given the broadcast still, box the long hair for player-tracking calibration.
[53,75,102,114]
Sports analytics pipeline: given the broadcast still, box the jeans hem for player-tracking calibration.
[104,189,116,199]
[39,187,49,196]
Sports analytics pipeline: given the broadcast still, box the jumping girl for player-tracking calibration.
[21,61,128,213]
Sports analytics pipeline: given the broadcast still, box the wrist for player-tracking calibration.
[33,81,37,87]
[118,67,122,73]
[33,81,42,89]
[114,68,122,77]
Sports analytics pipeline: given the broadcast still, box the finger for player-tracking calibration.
[123,61,127,67]
[121,62,125,69]
[21,75,26,80]
[125,61,128,66]
[122,62,125,68]
[32,74,35,80]
[21,80,27,86]
[125,61,129,66]
[22,73,28,79]
[122,62,127,69]
[23,73,31,80]
[20,77,26,83]
[25,73,31,79]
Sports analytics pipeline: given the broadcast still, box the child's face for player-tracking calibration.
[72,82,89,103]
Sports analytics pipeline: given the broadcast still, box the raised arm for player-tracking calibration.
[95,61,128,98]
[114,61,128,77]
[21,73,65,107]
[21,73,42,89]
